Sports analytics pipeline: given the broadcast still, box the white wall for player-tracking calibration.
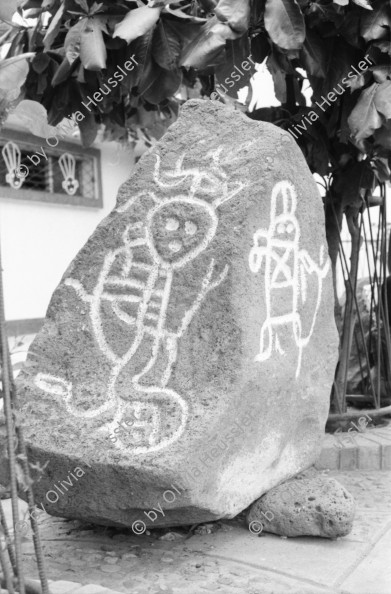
[0,140,134,321]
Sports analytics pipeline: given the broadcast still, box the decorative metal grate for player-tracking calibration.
[333,184,391,415]
[0,130,103,208]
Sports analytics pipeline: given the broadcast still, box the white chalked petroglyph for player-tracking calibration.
[36,148,245,454]
[249,181,330,378]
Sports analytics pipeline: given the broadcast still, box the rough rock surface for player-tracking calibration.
[247,474,355,538]
[12,99,338,528]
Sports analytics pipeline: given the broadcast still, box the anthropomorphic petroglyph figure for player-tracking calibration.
[36,148,245,454]
[249,181,329,378]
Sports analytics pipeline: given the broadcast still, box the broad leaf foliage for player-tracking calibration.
[0,0,389,206]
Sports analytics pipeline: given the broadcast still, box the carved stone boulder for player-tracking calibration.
[14,99,338,528]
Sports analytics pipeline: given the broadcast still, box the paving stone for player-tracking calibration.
[49,581,82,594]
[315,445,340,470]
[101,564,121,573]
[381,444,391,470]
[103,556,118,564]
[338,525,391,594]
[340,446,358,470]
[5,469,390,594]
[317,424,391,471]
[71,585,116,594]
[356,437,381,470]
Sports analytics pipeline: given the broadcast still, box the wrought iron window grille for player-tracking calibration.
[0,128,103,208]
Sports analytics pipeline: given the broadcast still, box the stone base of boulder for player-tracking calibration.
[247,470,355,538]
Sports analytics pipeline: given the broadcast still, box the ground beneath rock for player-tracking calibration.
[5,470,391,594]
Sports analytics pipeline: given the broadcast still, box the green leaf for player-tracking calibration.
[43,4,64,50]
[214,0,251,34]
[166,19,205,50]
[152,19,181,71]
[129,28,155,88]
[180,16,239,70]
[89,2,105,16]
[0,52,34,91]
[300,28,327,78]
[149,0,170,6]
[0,0,21,23]
[372,64,391,83]
[215,36,253,98]
[64,19,83,64]
[114,6,162,44]
[360,1,391,41]
[75,0,89,13]
[374,121,391,150]
[352,0,373,9]
[80,16,107,70]
[250,34,270,64]
[65,16,107,71]
[371,157,390,182]
[143,65,182,104]
[78,110,98,146]
[373,40,391,55]
[264,0,305,51]
[138,54,157,96]
[52,56,75,86]
[333,0,349,5]
[374,81,391,119]
[348,82,382,140]
[266,51,286,103]
[32,52,50,73]
[11,99,57,137]
[162,6,206,23]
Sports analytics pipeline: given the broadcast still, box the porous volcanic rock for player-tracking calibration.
[11,99,338,528]
[247,475,355,538]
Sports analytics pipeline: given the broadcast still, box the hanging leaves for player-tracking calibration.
[215,36,254,98]
[360,1,391,41]
[374,81,391,119]
[373,40,391,55]
[114,6,162,44]
[78,109,98,146]
[129,28,155,89]
[180,16,239,70]
[43,4,64,50]
[31,52,50,74]
[0,0,20,23]
[264,0,305,50]
[300,29,327,78]
[52,56,77,86]
[251,33,270,64]
[266,51,287,103]
[152,19,181,71]
[162,6,206,23]
[0,53,34,90]
[65,16,107,71]
[374,121,391,150]
[143,65,182,104]
[65,20,83,64]
[80,16,108,70]
[0,0,388,196]
[352,0,373,9]
[348,82,383,140]
[214,0,251,34]
[10,99,56,137]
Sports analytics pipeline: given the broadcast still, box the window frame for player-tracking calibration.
[0,128,103,208]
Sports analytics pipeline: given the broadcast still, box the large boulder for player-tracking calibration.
[14,99,338,529]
